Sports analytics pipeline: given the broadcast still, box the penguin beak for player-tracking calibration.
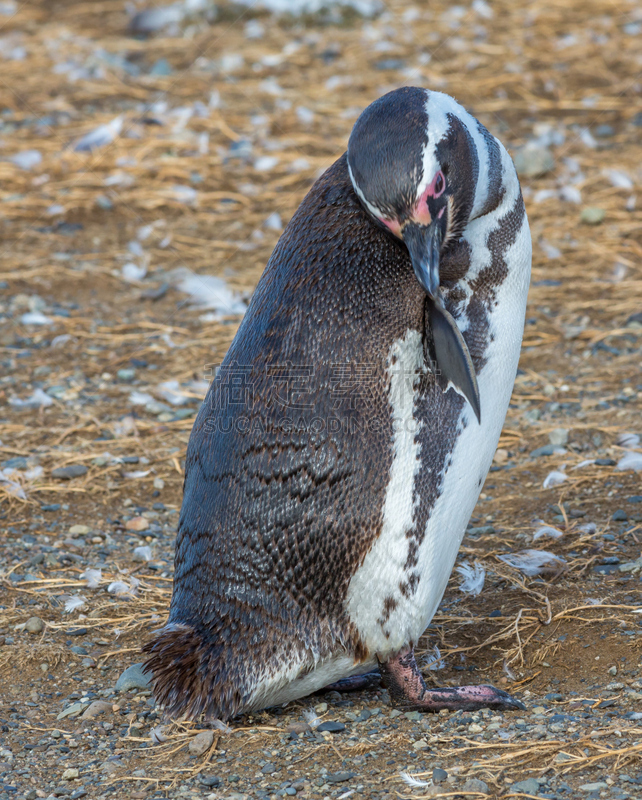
[402,221,442,299]
[401,220,483,425]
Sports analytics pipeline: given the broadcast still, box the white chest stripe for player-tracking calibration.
[345,330,425,653]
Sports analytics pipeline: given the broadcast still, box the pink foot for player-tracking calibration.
[379,648,525,712]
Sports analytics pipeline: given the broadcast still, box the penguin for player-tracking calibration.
[143,86,532,721]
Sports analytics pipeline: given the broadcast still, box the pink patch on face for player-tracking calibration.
[380,217,402,237]
[426,169,446,199]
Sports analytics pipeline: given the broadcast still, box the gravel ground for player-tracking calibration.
[1,1,642,798]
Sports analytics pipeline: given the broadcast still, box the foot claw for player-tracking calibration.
[379,649,526,713]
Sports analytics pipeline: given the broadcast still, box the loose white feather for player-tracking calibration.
[456,561,486,595]
[498,549,566,576]
[80,568,102,589]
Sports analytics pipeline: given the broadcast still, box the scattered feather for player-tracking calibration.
[169,267,246,317]
[128,391,154,406]
[533,525,564,540]
[150,725,168,744]
[10,149,42,170]
[64,595,87,613]
[20,311,53,325]
[108,580,136,597]
[502,660,516,680]
[456,561,486,596]
[122,470,151,479]
[122,262,147,282]
[400,773,430,789]
[133,545,152,562]
[155,380,189,406]
[578,522,597,535]
[423,645,445,671]
[498,549,567,576]
[543,470,567,488]
[572,459,595,469]
[616,452,642,472]
[9,389,53,410]
[0,469,26,500]
[211,719,232,734]
[81,568,102,589]
[617,432,640,449]
[74,116,123,152]
[604,168,633,190]
[302,709,322,729]
[51,334,73,347]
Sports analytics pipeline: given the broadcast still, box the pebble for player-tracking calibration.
[432,768,448,784]
[326,772,355,783]
[188,730,214,756]
[125,516,149,532]
[580,782,609,791]
[51,465,88,479]
[69,524,90,536]
[80,700,112,719]
[548,427,569,446]
[510,778,541,794]
[514,143,554,177]
[612,510,628,521]
[115,663,151,692]
[316,721,345,732]
[580,207,606,224]
[61,768,79,780]
[24,616,44,634]
[463,778,489,793]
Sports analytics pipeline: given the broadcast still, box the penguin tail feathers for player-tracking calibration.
[142,623,244,723]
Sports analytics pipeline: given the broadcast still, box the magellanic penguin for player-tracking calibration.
[144,86,532,721]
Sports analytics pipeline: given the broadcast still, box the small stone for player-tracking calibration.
[314,702,328,713]
[57,702,87,720]
[62,768,79,780]
[432,768,448,784]
[117,368,136,382]
[412,739,429,750]
[51,729,63,738]
[188,730,214,756]
[580,207,606,225]
[24,616,45,634]
[608,665,618,676]
[595,458,616,466]
[115,663,151,692]
[125,516,149,532]
[510,778,540,794]
[548,427,569,446]
[493,448,508,465]
[81,700,113,719]
[52,465,88,480]
[261,762,277,774]
[326,772,355,783]
[612,510,628,521]
[530,444,558,457]
[69,525,90,536]
[579,782,608,792]
[199,775,221,787]
[514,143,554,177]
[463,778,488,794]
[316,721,345,732]
[286,722,311,734]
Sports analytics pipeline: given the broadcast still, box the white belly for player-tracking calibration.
[345,205,531,658]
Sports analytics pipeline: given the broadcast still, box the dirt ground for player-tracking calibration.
[0,1,641,799]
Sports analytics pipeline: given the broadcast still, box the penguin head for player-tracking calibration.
[347,86,478,299]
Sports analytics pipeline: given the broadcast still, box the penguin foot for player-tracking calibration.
[321,671,382,693]
[379,648,525,713]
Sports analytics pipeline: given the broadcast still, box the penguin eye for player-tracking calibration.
[433,171,446,197]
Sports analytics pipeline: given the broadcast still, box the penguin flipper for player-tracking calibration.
[429,299,481,423]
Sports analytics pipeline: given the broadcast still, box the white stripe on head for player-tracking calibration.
[418,90,491,220]
[348,161,387,220]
